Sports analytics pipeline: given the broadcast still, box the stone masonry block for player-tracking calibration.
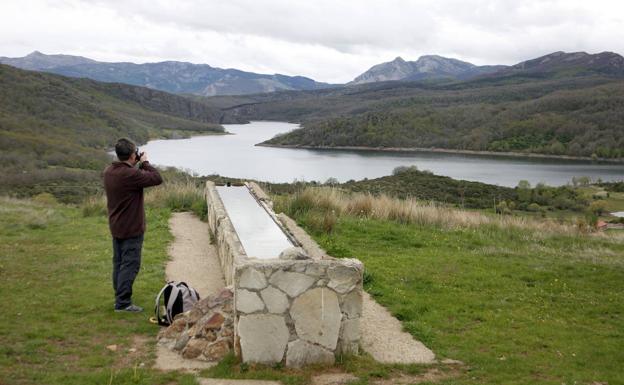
[290,287,341,350]
[236,289,265,313]
[269,270,316,298]
[239,266,267,290]
[285,339,335,367]
[260,286,289,314]
[238,314,289,364]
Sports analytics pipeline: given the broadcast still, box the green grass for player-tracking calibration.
[0,197,197,384]
[299,214,624,385]
[3,188,623,385]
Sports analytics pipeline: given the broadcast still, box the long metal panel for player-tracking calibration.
[216,186,292,259]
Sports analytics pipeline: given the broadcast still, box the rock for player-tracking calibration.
[209,287,234,309]
[285,339,335,368]
[187,307,205,325]
[239,267,268,290]
[106,344,118,352]
[260,286,289,314]
[238,314,289,364]
[315,279,328,287]
[188,323,201,338]
[340,318,359,343]
[328,265,360,294]
[341,290,362,319]
[182,338,208,359]
[441,358,464,365]
[305,264,326,277]
[269,270,316,298]
[339,318,360,354]
[290,288,341,350]
[311,373,358,385]
[279,247,309,260]
[159,323,184,339]
[204,313,225,330]
[169,317,188,332]
[204,339,231,361]
[196,298,214,313]
[202,329,218,342]
[173,333,190,351]
[236,289,265,313]
[174,311,188,321]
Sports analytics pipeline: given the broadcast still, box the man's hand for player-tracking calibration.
[139,152,148,163]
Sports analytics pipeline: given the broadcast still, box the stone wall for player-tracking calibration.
[205,181,363,367]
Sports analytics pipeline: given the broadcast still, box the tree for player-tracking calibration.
[589,200,608,216]
[517,180,532,202]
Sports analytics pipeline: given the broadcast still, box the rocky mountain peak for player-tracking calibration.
[351,54,496,84]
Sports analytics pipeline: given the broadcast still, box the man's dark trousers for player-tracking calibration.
[112,234,144,309]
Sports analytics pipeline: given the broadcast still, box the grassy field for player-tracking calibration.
[2,182,624,385]
[275,189,624,385]
[0,197,199,385]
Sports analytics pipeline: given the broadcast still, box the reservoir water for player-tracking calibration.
[142,121,623,187]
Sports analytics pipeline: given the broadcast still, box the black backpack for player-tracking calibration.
[154,281,200,326]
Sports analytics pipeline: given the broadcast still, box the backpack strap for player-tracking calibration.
[154,283,171,326]
[166,284,182,324]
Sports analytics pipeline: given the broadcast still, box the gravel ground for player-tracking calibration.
[154,212,226,372]
[166,212,225,298]
[360,292,436,363]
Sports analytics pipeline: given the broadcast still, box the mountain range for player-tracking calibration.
[351,51,624,84]
[0,51,334,96]
[2,50,623,97]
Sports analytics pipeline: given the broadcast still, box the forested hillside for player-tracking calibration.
[0,64,225,201]
[230,74,624,160]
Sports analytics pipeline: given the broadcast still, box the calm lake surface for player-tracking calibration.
[142,121,623,187]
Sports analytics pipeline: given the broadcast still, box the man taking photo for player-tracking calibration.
[104,138,163,312]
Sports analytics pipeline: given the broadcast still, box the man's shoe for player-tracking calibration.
[114,304,143,313]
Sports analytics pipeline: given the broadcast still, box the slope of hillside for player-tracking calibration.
[0,64,224,201]
[0,51,335,96]
[504,51,624,77]
[261,77,624,160]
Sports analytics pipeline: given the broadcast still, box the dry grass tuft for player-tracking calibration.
[280,187,581,235]
[79,180,208,219]
[144,181,207,220]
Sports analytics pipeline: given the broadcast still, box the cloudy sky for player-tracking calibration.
[1,0,623,83]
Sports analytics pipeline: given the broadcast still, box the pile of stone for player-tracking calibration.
[157,287,234,361]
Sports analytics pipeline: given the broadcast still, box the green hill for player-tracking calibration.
[258,76,624,160]
[0,64,225,201]
[207,73,624,160]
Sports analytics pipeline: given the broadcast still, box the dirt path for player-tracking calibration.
[165,212,225,298]
[155,212,226,372]
[361,292,435,364]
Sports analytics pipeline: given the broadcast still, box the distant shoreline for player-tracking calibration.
[257,143,624,164]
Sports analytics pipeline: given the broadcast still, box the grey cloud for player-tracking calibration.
[1,0,623,82]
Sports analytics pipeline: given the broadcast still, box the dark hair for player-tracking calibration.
[115,138,136,161]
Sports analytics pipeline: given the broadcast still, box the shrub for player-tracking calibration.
[32,192,58,205]
[81,195,107,217]
[589,200,608,216]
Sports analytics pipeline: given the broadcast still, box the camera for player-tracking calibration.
[135,148,144,161]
